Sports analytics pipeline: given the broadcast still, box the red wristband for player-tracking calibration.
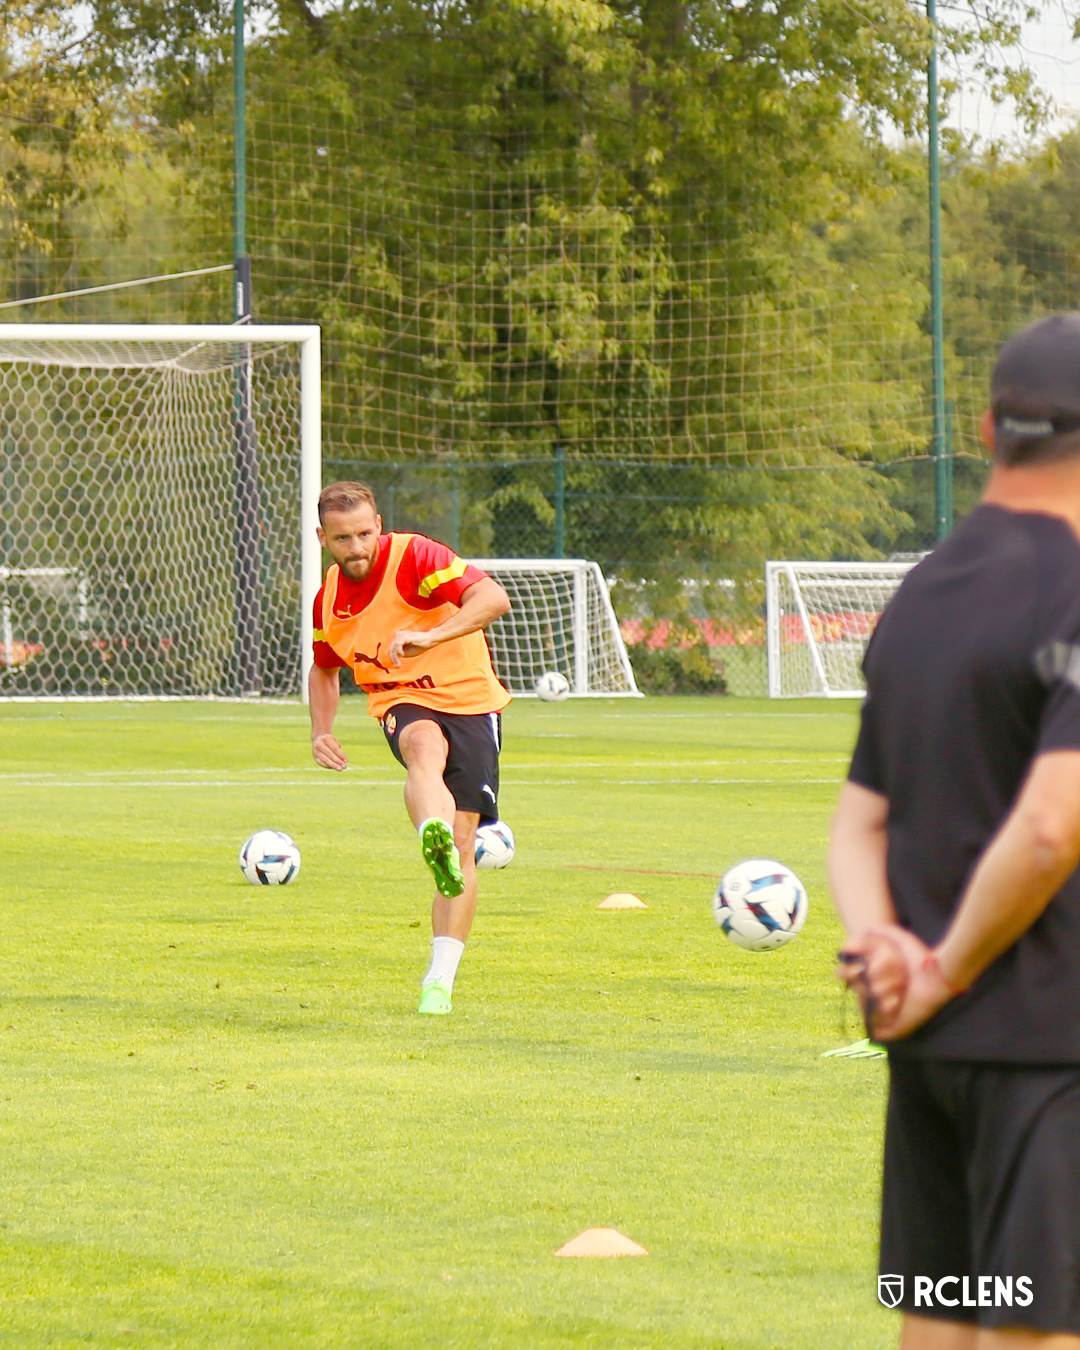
[922,952,967,997]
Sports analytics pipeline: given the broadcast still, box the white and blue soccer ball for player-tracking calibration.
[535,670,570,702]
[475,820,516,869]
[239,829,301,886]
[712,858,808,951]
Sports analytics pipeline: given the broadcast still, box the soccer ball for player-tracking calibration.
[239,829,301,886]
[712,858,808,952]
[475,820,516,869]
[535,670,570,702]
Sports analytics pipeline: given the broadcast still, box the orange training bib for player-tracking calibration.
[320,533,510,719]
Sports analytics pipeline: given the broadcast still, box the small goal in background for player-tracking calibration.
[766,560,918,698]
[473,559,640,698]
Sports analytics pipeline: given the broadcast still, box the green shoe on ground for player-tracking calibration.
[420,819,465,898]
[418,981,453,1015]
[821,1037,886,1059]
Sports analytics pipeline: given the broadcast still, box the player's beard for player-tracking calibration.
[341,554,373,579]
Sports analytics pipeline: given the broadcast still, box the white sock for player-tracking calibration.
[422,936,465,991]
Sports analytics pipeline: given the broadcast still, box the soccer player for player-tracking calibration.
[308,481,511,1016]
[830,313,1080,1348]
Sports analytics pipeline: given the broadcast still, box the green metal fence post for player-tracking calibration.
[449,456,461,552]
[945,399,955,528]
[231,0,262,693]
[927,0,953,541]
[554,445,565,558]
[234,0,249,320]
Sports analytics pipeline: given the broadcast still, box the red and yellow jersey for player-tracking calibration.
[312,532,510,719]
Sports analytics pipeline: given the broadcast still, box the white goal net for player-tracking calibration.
[0,325,321,700]
[472,559,640,697]
[766,560,917,697]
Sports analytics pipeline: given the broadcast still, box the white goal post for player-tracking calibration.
[0,324,321,700]
[470,559,641,697]
[766,560,917,698]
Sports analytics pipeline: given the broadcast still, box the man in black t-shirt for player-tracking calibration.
[832,313,1080,1348]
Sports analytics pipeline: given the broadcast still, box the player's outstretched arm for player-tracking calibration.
[388,578,511,667]
[309,663,348,771]
[875,748,1080,1040]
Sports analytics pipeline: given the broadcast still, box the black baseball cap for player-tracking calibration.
[991,313,1080,461]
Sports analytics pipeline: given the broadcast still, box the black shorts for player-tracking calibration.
[880,1056,1080,1331]
[380,703,501,823]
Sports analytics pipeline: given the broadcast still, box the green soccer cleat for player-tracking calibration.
[418,981,453,1015]
[821,1037,887,1059]
[420,819,465,898]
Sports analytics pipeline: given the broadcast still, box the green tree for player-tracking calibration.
[5,0,1064,585]
[0,3,149,305]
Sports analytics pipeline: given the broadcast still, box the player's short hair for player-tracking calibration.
[991,314,1080,466]
[318,480,379,523]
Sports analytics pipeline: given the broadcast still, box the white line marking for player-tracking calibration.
[0,779,398,789]
[81,767,327,777]
[507,761,853,772]
[516,778,841,787]
[596,711,851,718]
[0,776,841,789]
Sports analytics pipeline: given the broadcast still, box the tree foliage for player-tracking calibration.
[2,0,1075,593]
[0,3,151,300]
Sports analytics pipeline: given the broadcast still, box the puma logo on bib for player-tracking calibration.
[354,643,390,673]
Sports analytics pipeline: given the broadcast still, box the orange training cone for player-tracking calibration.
[598,893,647,910]
[555,1228,648,1257]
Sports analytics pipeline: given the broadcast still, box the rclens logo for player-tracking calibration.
[878,1275,904,1309]
[877,1275,1034,1311]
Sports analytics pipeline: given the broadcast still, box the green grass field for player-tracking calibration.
[0,696,893,1349]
